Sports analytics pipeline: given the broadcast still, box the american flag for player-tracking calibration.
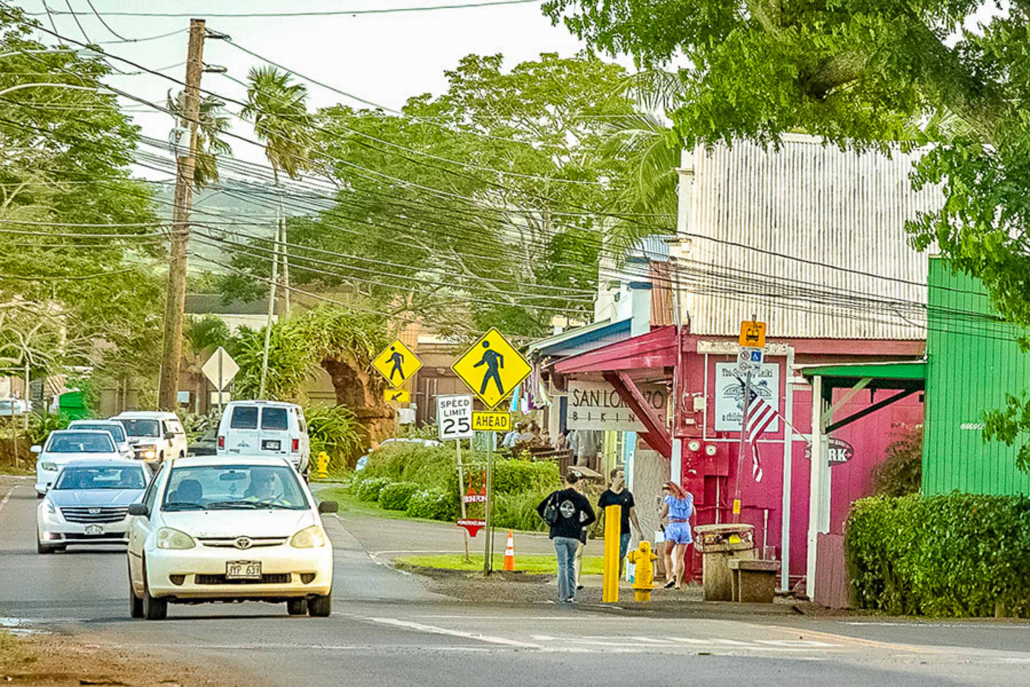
[738,378,791,483]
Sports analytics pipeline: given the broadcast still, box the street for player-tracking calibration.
[1,477,1028,687]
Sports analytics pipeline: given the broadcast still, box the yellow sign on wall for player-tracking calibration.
[452,328,531,409]
[384,389,410,404]
[738,320,766,348]
[371,339,422,389]
[472,411,511,432]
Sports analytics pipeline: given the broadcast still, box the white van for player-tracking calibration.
[216,401,311,477]
[111,411,188,462]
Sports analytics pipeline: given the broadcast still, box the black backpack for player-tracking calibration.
[542,490,561,526]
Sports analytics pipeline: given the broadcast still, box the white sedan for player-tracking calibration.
[127,456,337,620]
[33,430,123,498]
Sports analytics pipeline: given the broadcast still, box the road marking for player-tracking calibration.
[764,625,940,654]
[364,617,544,649]
[0,484,16,515]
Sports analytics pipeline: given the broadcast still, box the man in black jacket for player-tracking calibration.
[537,471,596,604]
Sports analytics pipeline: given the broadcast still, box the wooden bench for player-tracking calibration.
[728,559,781,604]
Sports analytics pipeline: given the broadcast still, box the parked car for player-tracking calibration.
[126,455,337,620]
[0,398,30,416]
[187,427,218,457]
[111,411,188,462]
[33,430,123,498]
[36,458,151,553]
[67,420,133,459]
[216,401,311,478]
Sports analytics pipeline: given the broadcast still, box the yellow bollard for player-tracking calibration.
[316,451,330,479]
[628,541,659,602]
[602,505,621,603]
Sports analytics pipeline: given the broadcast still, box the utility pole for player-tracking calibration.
[157,19,206,411]
[257,224,280,399]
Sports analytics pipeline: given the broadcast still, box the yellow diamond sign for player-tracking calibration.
[452,328,531,410]
[372,339,422,389]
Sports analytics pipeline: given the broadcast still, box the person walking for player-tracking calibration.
[598,467,643,577]
[659,481,695,590]
[537,470,595,604]
[571,473,589,590]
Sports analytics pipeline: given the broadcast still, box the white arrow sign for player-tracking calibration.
[201,346,239,392]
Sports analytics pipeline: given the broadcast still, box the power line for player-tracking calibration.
[0,264,143,281]
[62,0,91,43]
[83,0,129,41]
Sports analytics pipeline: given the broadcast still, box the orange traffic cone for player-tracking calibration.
[504,530,515,571]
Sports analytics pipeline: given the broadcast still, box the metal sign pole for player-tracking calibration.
[483,434,494,576]
[733,368,752,523]
[456,439,470,563]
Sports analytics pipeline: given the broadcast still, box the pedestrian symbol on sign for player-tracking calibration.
[388,346,406,383]
[474,341,505,396]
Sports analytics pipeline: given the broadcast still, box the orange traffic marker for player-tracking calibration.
[503,530,515,571]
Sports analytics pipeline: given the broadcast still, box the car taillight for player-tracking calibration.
[292,438,299,452]
[218,436,225,449]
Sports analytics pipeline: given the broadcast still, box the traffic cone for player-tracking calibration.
[504,530,515,571]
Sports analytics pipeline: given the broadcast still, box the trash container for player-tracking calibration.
[693,523,757,601]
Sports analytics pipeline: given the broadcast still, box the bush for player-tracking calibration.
[305,404,365,471]
[356,477,392,502]
[406,488,458,521]
[379,481,420,511]
[492,459,560,495]
[872,424,923,497]
[846,493,1030,617]
[492,489,552,532]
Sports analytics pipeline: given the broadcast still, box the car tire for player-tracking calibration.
[36,492,44,500]
[141,560,167,620]
[307,592,331,617]
[36,536,51,554]
[286,598,307,616]
[129,562,144,619]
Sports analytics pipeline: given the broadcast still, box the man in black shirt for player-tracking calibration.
[598,467,643,577]
[537,470,596,604]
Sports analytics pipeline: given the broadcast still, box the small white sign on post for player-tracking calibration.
[201,346,240,392]
[437,394,474,441]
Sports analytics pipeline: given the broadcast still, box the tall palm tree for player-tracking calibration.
[240,66,314,397]
[166,90,233,189]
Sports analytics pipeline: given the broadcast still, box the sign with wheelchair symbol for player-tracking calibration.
[452,328,531,409]
[738,348,764,372]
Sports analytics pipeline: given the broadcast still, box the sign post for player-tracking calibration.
[201,346,239,411]
[452,328,531,575]
[437,395,475,562]
[733,319,766,522]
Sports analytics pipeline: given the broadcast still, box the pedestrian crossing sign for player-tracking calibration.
[452,328,531,410]
[372,339,423,389]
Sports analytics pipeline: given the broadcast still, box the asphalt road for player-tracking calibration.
[2,476,1029,687]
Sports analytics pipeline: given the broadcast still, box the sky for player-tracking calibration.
[9,0,601,175]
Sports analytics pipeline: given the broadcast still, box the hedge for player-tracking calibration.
[846,493,1030,617]
[406,488,458,521]
[356,477,391,502]
[379,482,420,511]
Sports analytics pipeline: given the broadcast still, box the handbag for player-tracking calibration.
[542,489,561,526]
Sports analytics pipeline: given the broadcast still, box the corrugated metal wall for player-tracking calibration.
[683,134,941,340]
[923,259,1030,495]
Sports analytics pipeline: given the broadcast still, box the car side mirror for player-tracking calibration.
[30,445,42,454]
[317,501,339,514]
[128,503,149,517]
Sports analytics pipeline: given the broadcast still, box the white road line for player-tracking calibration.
[365,617,545,649]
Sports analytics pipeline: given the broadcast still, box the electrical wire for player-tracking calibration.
[62,0,91,43]
[83,0,129,41]
[0,264,143,281]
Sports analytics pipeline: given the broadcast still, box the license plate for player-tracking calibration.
[262,439,281,451]
[85,524,104,536]
[226,561,262,579]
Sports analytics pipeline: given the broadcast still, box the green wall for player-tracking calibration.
[923,259,1030,495]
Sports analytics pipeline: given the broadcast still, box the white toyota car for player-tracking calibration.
[33,430,123,497]
[126,456,337,620]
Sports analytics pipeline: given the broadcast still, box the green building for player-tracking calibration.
[923,258,1030,495]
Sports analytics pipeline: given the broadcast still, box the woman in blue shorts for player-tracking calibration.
[660,481,694,590]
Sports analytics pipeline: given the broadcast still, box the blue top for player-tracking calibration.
[665,493,694,520]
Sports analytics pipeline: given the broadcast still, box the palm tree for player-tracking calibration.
[240,66,314,397]
[166,90,233,189]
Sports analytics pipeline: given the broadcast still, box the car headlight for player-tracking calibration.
[156,527,196,550]
[40,462,57,472]
[142,448,157,459]
[290,525,327,549]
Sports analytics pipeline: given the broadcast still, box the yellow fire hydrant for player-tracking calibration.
[316,452,330,479]
[628,541,659,602]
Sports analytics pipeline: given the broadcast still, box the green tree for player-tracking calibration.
[166,90,233,189]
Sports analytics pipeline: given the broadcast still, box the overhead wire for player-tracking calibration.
[83,0,129,41]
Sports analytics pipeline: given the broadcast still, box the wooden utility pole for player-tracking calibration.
[158,19,206,411]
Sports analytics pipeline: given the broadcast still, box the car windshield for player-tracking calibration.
[55,465,145,490]
[71,424,126,443]
[119,419,159,437]
[261,407,288,431]
[161,464,309,511]
[47,432,115,453]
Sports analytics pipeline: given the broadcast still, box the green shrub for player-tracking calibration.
[356,477,392,502]
[305,404,365,471]
[379,481,420,511]
[492,489,552,532]
[406,488,458,521]
[846,493,1030,617]
[492,459,560,495]
[872,424,923,497]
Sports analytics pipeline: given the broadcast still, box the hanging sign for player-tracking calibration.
[567,380,668,432]
[457,518,486,537]
[804,437,856,466]
[714,363,780,432]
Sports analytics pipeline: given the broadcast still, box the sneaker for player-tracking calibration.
[576,585,584,591]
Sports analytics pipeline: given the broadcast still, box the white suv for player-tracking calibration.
[112,411,188,462]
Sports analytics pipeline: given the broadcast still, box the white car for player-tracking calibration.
[33,430,122,498]
[216,401,311,477]
[37,459,151,553]
[111,411,188,462]
[67,420,134,459]
[126,456,337,620]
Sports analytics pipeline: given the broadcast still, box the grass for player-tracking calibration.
[0,465,32,476]
[395,553,605,575]
[316,487,423,521]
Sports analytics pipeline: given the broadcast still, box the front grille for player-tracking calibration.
[63,532,127,540]
[194,573,292,585]
[60,507,128,523]
[199,537,287,548]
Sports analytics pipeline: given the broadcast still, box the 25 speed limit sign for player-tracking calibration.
[437,394,475,441]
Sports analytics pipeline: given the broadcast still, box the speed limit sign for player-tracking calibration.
[437,394,474,441]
